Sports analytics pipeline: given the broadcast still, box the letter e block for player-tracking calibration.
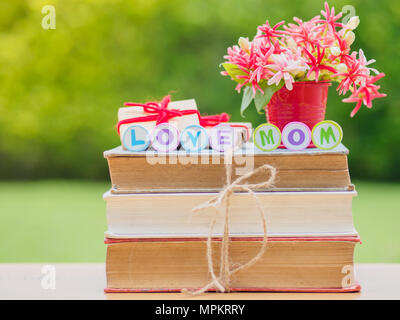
[209,124,239,152]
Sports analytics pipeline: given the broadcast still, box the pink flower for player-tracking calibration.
[284,16,320,49]
[225,44,274,94]
[358,49,380,78]
[256,20,285,44]
[227,46,261,94]
[241,45,276,94]
[327,33,352,64]
[266,53,308,90]
[255,44,276,72]
[343,73,386,117]
[336,57,369,95]
[315,2,347,33]
[223,45,254,68]
[225,42,278,95]
[303,45,337,81]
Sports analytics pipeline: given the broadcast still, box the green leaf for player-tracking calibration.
[254,83,284,114]
[240,86,253,117]
[254,89,270,114]
[222,63,248,84]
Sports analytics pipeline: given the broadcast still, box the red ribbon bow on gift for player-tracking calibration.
[117,95,231,135]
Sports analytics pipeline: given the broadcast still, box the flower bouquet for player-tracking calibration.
[221,2,386,128]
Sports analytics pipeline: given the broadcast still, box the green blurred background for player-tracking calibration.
[0,0,399,262]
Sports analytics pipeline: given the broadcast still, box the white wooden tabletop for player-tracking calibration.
[1,263,399,300]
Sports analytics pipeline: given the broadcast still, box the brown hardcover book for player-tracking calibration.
[105,237,360,292]
[104,143,352,193]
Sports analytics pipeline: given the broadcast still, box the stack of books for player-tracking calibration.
[103,144,360,292]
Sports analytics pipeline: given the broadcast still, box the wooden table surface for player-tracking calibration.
[1,263,399,300]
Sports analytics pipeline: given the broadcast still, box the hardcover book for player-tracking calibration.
[104,143,352,193]
[104,190,357,238]
[105,237,360,293]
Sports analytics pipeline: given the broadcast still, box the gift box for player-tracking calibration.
[117,96,200,149]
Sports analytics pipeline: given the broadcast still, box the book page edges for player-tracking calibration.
[102,189,358,199]
[104,235,361,244]
[104,283,361,293]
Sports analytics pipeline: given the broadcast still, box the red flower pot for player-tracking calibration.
[266,81,331,148]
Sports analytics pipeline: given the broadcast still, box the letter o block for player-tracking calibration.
[122,124,151,152]
[281,122,311,151]
[151,123,180,152]
[253,123,281,151]
[311,120,343,150]
[180,125,209,152]
[209,124,239,152]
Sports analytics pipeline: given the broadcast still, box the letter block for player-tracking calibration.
[151,123,180,152]
[209,124,239,152]
[311,120,343,150]
[180,125,209,152]
[253,123,281,151]
[281,121,311,151]
[122,124,151,152]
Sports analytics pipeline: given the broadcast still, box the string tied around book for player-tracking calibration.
[182,161,277,295]
[117,95,232,135]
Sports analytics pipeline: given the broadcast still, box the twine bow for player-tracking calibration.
[183,162,277,295]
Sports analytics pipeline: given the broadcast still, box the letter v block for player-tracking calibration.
[180,125,209,152]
